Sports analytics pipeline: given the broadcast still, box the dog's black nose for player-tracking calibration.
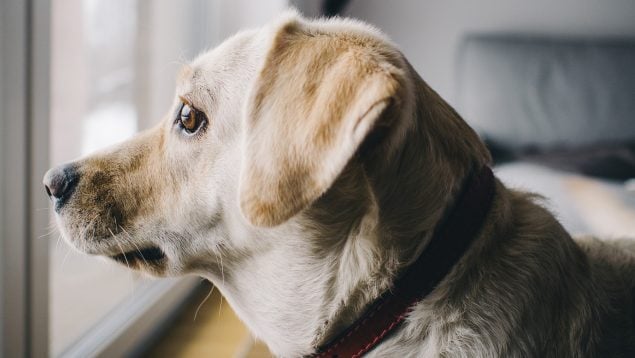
[43,165,79,206]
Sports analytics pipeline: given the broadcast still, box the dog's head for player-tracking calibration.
[43,12,420,277]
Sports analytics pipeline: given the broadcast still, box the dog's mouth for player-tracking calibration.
[110,246,166,265]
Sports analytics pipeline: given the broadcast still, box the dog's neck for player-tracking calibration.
[208,72,490,357]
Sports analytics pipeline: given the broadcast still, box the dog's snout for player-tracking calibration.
[43,165,79,207]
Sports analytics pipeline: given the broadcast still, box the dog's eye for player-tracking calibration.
[178,103,206,134]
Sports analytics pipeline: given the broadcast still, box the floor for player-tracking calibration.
[144,282,272,358]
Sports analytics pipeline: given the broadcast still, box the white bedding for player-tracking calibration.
[495,161,635,239]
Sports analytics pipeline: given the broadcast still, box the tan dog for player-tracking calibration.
[44,11,635,357]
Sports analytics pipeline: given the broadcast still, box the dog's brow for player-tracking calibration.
[178,95,192,106]
[176,64,194,86]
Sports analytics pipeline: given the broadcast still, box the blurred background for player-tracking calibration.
[1,0,634,357]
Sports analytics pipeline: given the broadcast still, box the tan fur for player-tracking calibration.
[240,20,408,227]
[47,11,635,357]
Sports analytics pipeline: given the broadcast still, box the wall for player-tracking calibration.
[343,0,635,105]
[218,0,289,39]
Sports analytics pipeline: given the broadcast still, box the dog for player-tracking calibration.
[44,11,635,357]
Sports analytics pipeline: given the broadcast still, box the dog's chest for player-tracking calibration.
[360,301,503,358]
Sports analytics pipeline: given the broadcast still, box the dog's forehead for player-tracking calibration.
[175,29,263,102]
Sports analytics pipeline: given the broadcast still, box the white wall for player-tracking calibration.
[344,0,635,105]
[217,0,290,39]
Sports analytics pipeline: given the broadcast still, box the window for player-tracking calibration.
[2,1,287,355]
[49,0,216,355]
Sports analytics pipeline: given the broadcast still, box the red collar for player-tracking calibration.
[312,166,496,358]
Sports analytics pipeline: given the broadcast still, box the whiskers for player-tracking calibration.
[212,249,226,287]
[211,247,227,317]
[119,224,150,268]
[37,223,59,240]
[60,243,73,271]
[194,281,215,322]
[108,227,136,293]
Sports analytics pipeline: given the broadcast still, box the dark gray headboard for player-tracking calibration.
[456,36,635,150]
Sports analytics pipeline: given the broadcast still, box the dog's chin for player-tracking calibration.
[110,246,165,263]
[108,246,169,275]
[56,216,171,275]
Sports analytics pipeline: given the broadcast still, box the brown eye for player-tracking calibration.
[179,103,199,133]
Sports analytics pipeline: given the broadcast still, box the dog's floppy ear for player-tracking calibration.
[240,19,404,227]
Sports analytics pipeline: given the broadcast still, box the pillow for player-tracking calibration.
[456,36,635,149]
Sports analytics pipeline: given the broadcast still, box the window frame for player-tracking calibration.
[1,0,51,356]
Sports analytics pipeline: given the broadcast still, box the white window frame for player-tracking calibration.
[1,0,50,356]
